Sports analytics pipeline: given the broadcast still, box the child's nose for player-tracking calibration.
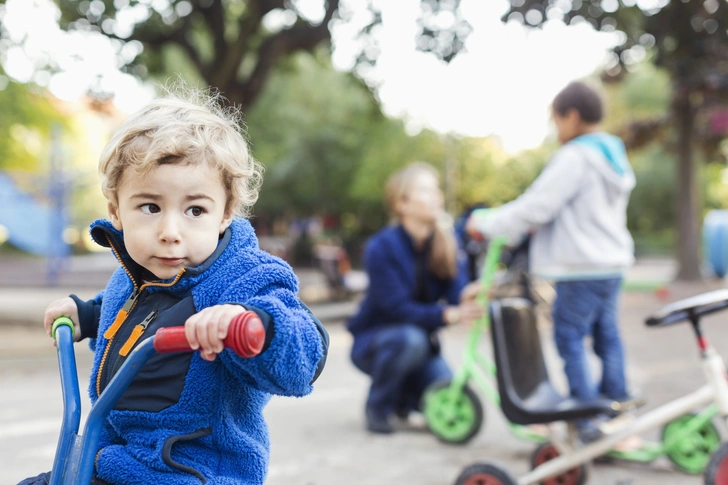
[159,215,182,243]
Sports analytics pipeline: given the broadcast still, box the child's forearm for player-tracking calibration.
[219,295,326,396]
[69,291,104,340]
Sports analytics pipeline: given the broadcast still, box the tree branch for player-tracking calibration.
[210,0,287,88]
[225,0,339,109]
[620,116,671,150]
[169,14,207,74]
[198,0,226,59]
[129,14,206,74]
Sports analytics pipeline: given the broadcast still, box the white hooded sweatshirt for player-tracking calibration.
[479,133,635,280]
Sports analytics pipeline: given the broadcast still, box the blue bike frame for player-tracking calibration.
[50,318,159,485]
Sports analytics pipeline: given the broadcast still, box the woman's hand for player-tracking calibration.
[459,281,482,302]
[443,300,484,325]
[185,304,247,361]
[44,297,81,343]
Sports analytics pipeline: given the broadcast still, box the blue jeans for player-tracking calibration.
[351,324,452,414]
[552,278,628,402]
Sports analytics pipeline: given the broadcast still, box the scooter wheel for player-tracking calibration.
[530,442,588,485]
[454,462,517,485]
[422,379,484,445]
[704,441,728,485]
[661,413,720,475]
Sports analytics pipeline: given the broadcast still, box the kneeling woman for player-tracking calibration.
[347,162,483,434]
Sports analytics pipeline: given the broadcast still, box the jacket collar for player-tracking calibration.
[89,218,237,293]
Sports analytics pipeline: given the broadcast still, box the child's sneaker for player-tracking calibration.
[576,418,604,444]
[612,391,645,412]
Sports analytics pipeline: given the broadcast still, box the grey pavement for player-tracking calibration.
[3,276,728,484]
[0,252,678,329]
[0,251,360,327]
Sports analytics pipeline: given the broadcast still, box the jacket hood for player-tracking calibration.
[570,132,635,198]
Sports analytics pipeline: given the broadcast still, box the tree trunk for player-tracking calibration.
[674,88,702,281]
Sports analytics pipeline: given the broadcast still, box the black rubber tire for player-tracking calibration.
[704,441,728,485]
[454,462,518,485]
[530,442,588,485]
[423,379,485,445]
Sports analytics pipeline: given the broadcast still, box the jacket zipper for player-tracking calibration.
[95,236,186,396]
[104,288,140,339]
[96,234,141,396]
[119,310,158,357]
[96,288,139,396]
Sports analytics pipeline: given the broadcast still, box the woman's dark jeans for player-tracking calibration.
[351,323,451,415]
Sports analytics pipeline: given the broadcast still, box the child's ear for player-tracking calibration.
[567,108,581,124]
[108,202,123,230]
[219,210,234,234]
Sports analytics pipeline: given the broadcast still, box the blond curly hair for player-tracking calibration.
[99,83,263,217]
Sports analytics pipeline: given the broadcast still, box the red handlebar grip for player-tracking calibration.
[154,311,265,358]
[153,326,191,353]
[227,311,266,358]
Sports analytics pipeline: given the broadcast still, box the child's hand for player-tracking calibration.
[184,304,247,361]
[43,297,80,343]
[465,208,494,240]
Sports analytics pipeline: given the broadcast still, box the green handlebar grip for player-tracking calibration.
[52,316,75,340]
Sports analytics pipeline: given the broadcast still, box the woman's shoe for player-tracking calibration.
[366,407,394,434]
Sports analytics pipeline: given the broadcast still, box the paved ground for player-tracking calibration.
[3,277,728,484]
[0,252,360,327]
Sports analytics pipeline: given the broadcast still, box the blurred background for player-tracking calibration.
[2,0,727,285]
[3,1,728,484]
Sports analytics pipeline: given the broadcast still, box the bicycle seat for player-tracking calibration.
[490,298,616,425]
[645,289,728,327]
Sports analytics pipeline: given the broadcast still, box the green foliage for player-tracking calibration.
[248,51,483,237]
[38,0,473,111]
[349,124,445,205]
[705,162,728,212]
[0,77,67,172]
[247,52,384,216]
[602,62,676,254]
[603,62,671,132]
[627,143,677,249]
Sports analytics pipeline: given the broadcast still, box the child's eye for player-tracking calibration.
[186,206,205,218]
[140,204,160,214]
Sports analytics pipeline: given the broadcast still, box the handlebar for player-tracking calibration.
[645,289,728,327]
[154,310,265,358]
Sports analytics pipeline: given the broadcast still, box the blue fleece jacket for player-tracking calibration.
[346,225,468,343]
[77,218,326,485]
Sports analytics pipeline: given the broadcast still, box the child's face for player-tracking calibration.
[552,108,581,144]
[108,162,233,280]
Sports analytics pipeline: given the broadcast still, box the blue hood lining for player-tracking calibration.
[571,133,629,176]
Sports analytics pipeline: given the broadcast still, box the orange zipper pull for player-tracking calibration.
[104,289,140,339]
[119,310,158,357]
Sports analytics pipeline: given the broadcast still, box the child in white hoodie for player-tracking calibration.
[467,81,637,442]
